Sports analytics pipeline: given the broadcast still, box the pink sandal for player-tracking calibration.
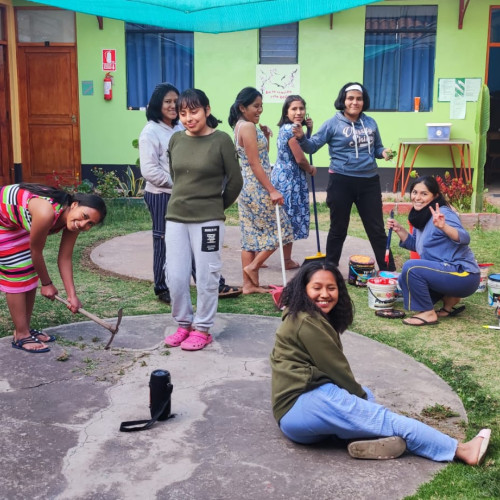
[164,327,191,347]
[180,330,212,351]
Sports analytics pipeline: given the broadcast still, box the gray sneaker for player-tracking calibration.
[347,436,407,460]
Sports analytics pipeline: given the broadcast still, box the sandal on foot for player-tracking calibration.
[218,284,242,299]
[30,328,56,343]
[180,330,212,351]
[476,428,491,465]
[402,316,439,326]
[437,305,465,318]
[348,436,406,460]
[164,327,191,347]
[12,337,50,353]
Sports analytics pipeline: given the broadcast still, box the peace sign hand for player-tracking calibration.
[429,203,446,229]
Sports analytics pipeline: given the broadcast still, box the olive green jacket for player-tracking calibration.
[270,309,367,422]
[167,130,243,223]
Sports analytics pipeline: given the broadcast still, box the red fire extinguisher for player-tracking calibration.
[104,72,113,101]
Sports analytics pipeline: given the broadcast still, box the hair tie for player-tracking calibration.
[345,84,363,93]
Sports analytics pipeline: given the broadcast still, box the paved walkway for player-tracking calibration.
[90,226,375,287]
[0,227,468,499]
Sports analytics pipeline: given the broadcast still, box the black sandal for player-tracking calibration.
[437,305,465,317]
[218,284,242,299]
[12,336,50,353]
[30,328,56,342]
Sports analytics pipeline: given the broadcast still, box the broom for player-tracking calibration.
[269,204,287,309]
[302,128,326,266]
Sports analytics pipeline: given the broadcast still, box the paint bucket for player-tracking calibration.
[348,255,376,287]
[379,271,403,301]
[476,264,493,293]
[487,274,500,307]
[367,277,398,309]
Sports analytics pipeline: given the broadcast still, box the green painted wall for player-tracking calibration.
[10,0,496,173]
[76,15,145,164]
[68,0,493,177]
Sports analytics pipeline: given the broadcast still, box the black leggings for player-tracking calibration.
[325,173,395,271]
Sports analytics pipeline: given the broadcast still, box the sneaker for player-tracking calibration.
[180,330,213,351]
[157,290,171,304]
[347,436,406,460]
[164,326,191,347]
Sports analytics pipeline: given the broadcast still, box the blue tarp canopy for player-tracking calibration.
[26,0,378,33]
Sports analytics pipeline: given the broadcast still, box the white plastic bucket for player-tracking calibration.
[476,264,493,293]
[367,278,398,310]
[487,274,500,307]
[378,271,403,301]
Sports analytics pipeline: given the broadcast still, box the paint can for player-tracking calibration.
[348,255,376,287]
[367,277,398,309]
[487,274,500,307]
[379,271,403,301]
[476,263,493,293]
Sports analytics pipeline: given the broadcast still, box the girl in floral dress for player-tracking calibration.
[228,87,293,294]
[272,95,316,268]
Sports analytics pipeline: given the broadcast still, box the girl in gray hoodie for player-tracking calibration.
[294,82,395,272]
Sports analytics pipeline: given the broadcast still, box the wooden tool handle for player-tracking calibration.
[54,295,115,332]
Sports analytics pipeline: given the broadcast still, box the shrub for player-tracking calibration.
[92,167,121,198]
[45,170,81,192]
[436,172,473,212]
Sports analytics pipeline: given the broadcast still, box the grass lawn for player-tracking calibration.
[0,199,498,499]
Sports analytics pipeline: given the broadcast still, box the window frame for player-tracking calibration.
[259,22,298,65]
[125,23,194,110]
[363,5,437,112]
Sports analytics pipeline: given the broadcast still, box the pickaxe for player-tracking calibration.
[54,295,123,349]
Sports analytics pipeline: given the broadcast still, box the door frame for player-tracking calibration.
[0,5,13,185]
[15,7,80,184]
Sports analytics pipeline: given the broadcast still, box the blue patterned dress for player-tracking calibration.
[271,124,310,241]
[235,123,293,251]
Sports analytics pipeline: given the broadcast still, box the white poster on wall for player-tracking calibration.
[256,65,300,103]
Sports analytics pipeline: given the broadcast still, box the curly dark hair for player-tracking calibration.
[280,262,354,334]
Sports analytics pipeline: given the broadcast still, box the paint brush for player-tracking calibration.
[385,209,394,266]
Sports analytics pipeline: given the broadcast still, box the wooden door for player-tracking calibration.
[17,46,80,184]
[0,43,12,185]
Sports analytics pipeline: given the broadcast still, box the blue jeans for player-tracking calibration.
[279,383,457,462]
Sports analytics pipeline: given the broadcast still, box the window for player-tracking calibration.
[16,9,75,43]
[125,24,193,109]
[259,23,298,64]
[364,6,437,112]
[487,8,500,93]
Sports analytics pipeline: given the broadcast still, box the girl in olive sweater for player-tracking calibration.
[270,262,490,464]
[164,89,243,351]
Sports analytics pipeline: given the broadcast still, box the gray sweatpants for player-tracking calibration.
[165,220,224,332]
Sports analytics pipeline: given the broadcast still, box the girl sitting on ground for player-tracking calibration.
[270,262,490,463]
